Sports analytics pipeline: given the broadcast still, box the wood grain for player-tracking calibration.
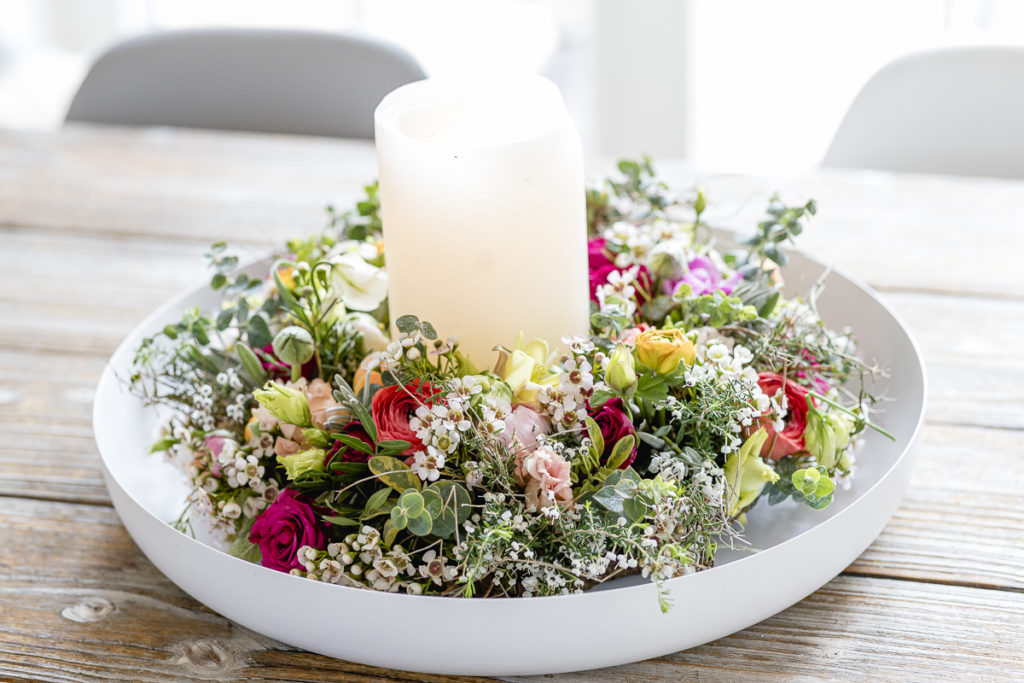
[0,125,377,244]
[1,497,1021,682]
[2,124,1023,681]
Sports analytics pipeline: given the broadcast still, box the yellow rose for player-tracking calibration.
[635,328,696,374]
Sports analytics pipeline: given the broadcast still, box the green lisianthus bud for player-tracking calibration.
[278,447,325,481]
[254,381,312,427]
[272,325,316,366]
[804,408,854,469]
[724,428,779,519]
[606,343,637,394]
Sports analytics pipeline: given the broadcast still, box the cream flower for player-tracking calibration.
[330,252,388,312]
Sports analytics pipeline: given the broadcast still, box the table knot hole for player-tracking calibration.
[60,596,114,623]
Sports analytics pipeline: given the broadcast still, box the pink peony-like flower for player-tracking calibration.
[676,254,742,297]
[500,404,553,451]
[248,489,326,572]
[588,398,638,469]
[756,372,814,460]
[519,445,573,511]
[371,380,438,455]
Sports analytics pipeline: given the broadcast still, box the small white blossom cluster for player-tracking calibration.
[602,218,691,269]
[537,337,606,433]
[594,265,642,317]
[407,376,508,482]
[298,527,458,595]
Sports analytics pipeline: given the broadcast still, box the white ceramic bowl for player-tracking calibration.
[93,247,926,676]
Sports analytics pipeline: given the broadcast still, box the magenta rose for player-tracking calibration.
[325,421,375,466]
[588,398,637,469]
[248,489,326,572]
[370,380,438,455]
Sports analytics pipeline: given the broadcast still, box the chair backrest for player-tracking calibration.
[66,28,427,139]
[822,46,1024,179]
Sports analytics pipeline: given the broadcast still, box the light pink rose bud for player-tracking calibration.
[500,404,553,451]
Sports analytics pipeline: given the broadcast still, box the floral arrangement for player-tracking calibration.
[130,159,890,609]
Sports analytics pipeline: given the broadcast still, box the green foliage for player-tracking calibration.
[327,181,382,242]
[585,157,704,237]
[390,489,433,536]
[672,287,758,328]
[422,481,472,539]
[227,517,261,564]
[736,194,816,282]
[767,458,835,509]
[591,467,646,522]
[368,456,421,493]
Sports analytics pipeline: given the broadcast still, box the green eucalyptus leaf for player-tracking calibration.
[396,315,419,333]
[398,489,425,517]
[406,511,433,536]
[247,315,273,349]
[593,486,624,513]
[622,495,647,523]
[423,481,472,539]
[389,506,408,530]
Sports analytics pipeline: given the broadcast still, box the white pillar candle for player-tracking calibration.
[374,75,590,368]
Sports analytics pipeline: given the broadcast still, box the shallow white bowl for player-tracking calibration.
[94,247,926,676]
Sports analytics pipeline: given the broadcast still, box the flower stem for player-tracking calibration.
[807,391,895,441]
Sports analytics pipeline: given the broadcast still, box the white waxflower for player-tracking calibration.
[410,451,445,482]
[706,343,731,364]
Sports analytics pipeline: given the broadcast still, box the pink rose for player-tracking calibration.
[248,489,326,572]
[518,445,573,511]
[588,398,637,469]
[500,404,553,451]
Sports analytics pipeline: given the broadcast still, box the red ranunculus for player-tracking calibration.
[325,421,375,466]
[248,489,326,572]
[588,398,637,469]
[370,380,437,455]
[756,372,814,460]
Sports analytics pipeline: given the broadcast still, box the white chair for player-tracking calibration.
[66,28,426,139]
[822,46,1024,179]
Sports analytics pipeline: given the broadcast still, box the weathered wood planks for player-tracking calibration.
[1,124,1022,681]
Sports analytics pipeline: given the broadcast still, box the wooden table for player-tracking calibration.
[1,124,1022,682]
